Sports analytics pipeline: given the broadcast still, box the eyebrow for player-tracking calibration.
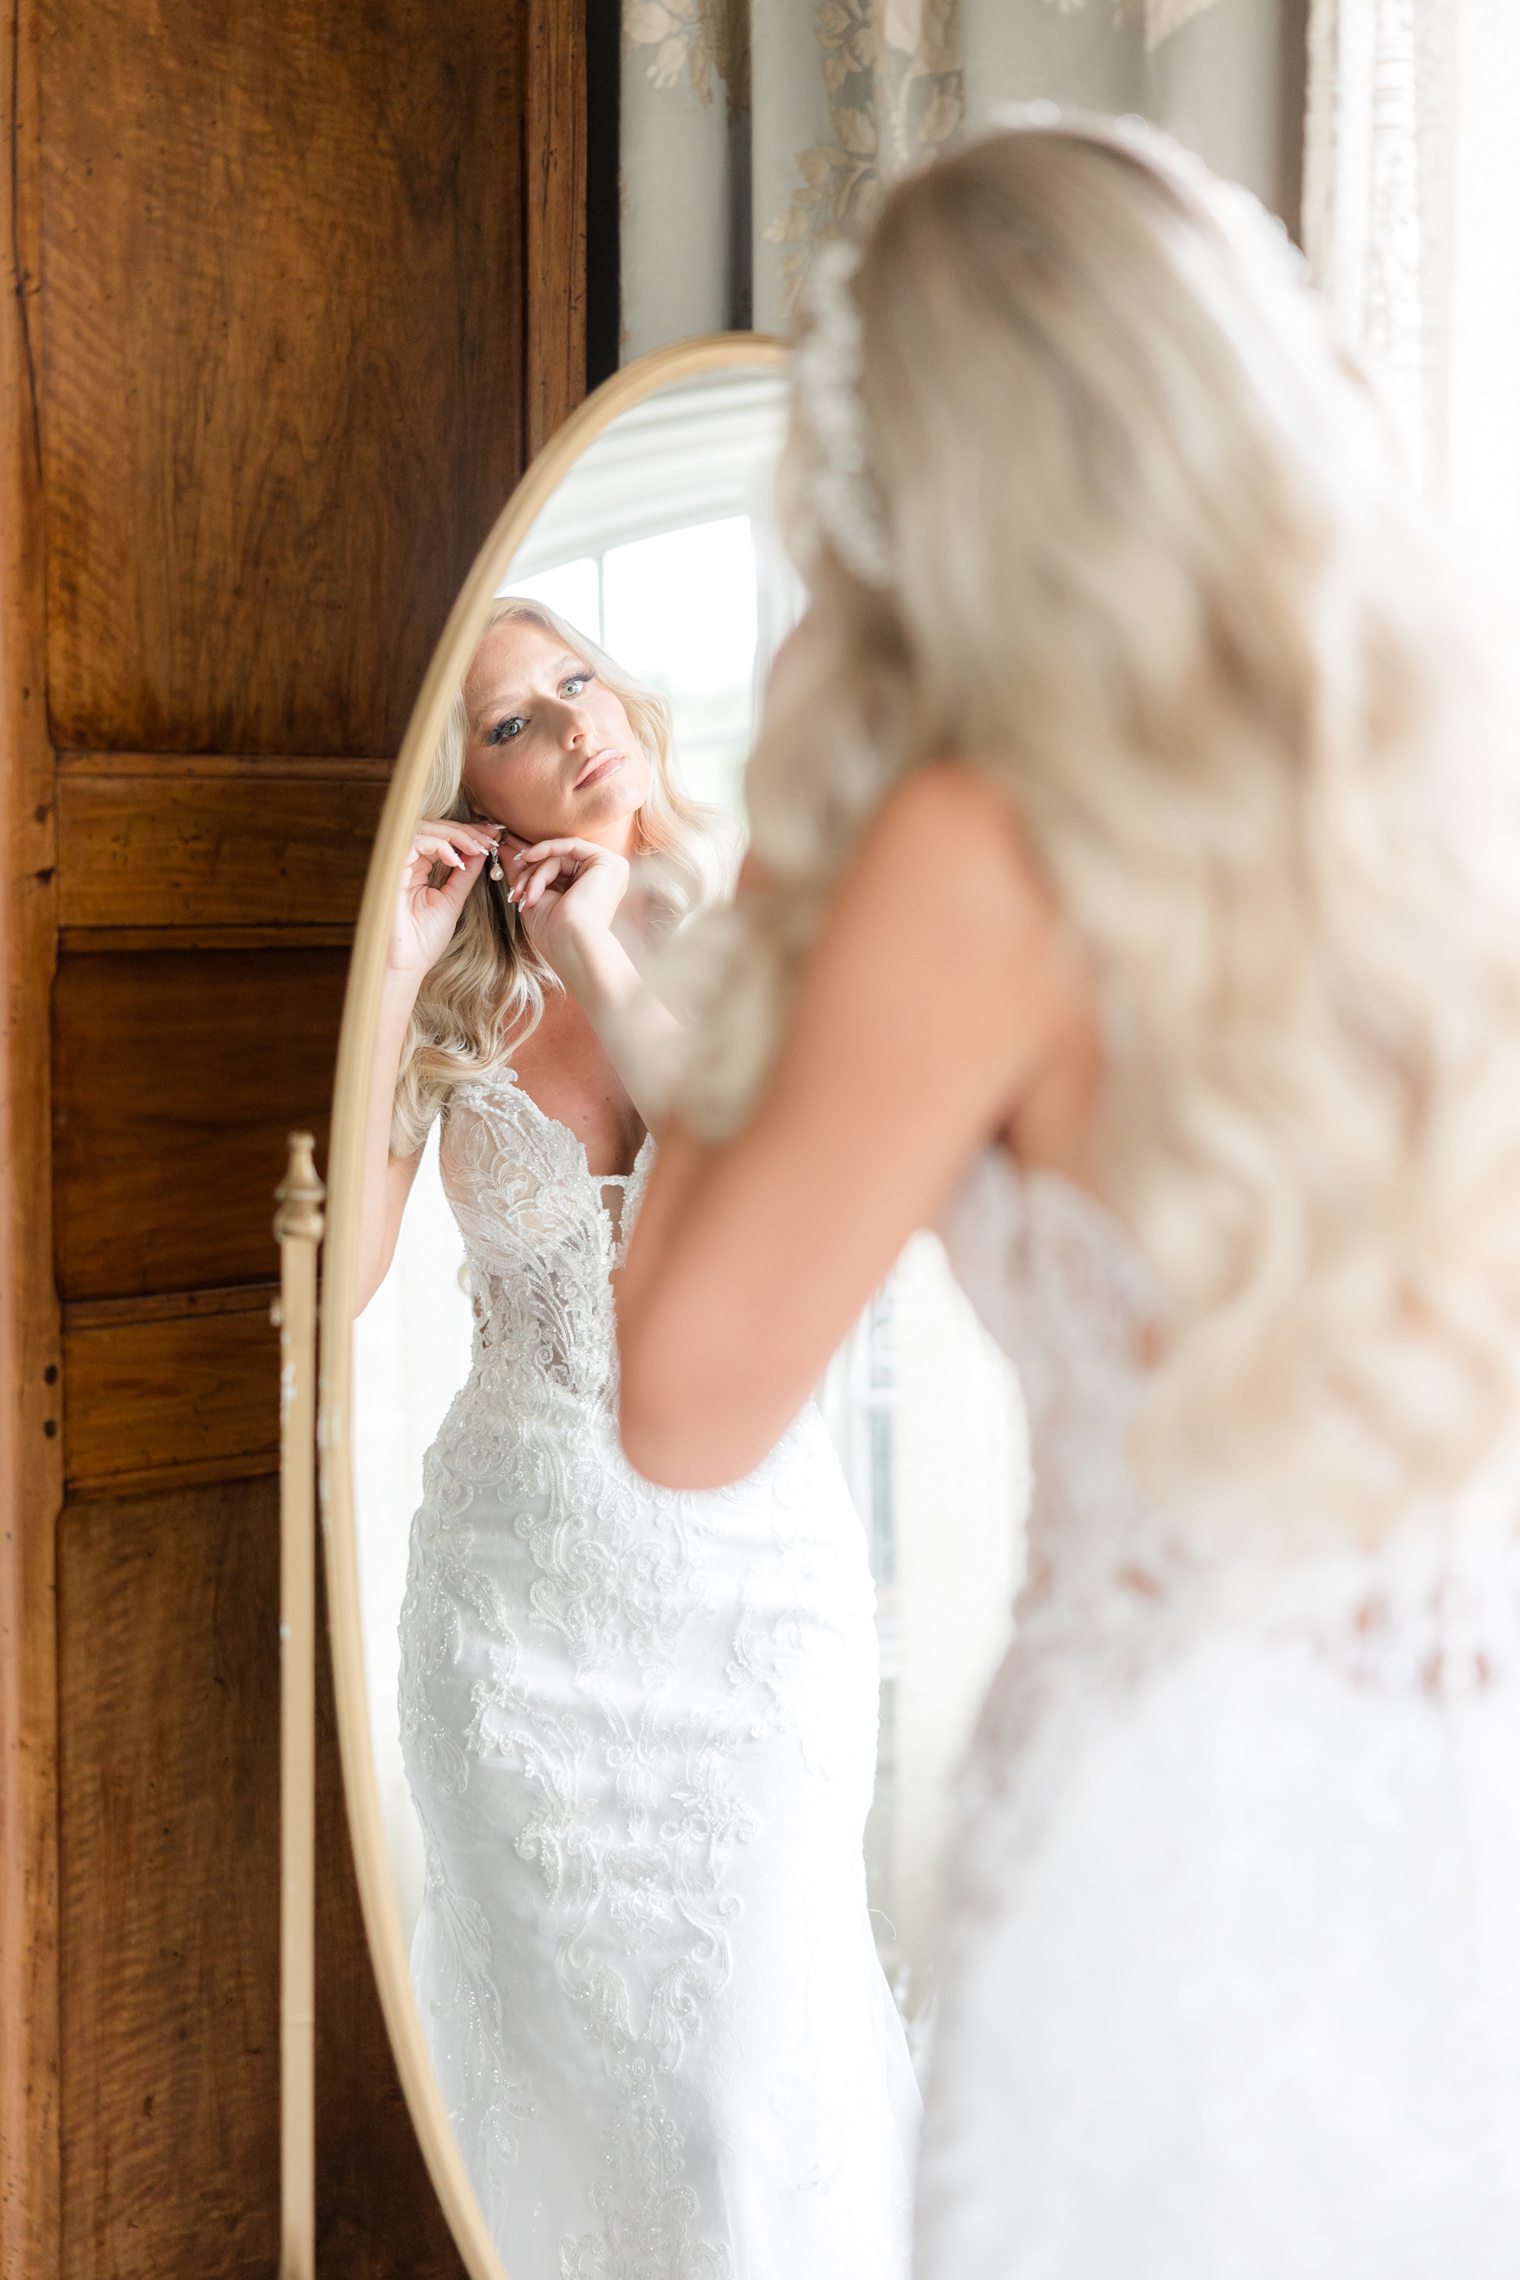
[471,650,588,721]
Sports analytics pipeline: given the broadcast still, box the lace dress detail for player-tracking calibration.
[397,1065,917,2280]
[917,1150,1520,2279]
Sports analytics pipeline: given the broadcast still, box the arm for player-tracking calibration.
[548,928,686,1132]
[354,970,425,1314]
[615,764,1079,1488]
[506,832,687,1129]
[355,816,499,1314]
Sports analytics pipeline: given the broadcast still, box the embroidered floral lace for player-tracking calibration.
[398,1065,918,2280]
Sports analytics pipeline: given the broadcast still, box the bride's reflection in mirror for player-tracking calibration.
[354,593,919,2276]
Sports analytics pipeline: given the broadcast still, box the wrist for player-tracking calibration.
[379,962,424,1019]
[556,924,639,1017]
[384,919,430,969]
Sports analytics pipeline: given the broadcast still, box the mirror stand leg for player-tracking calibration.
[274,1135,326,2280]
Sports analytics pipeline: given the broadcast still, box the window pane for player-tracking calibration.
[602,517,759,817]
[506,556,602,643]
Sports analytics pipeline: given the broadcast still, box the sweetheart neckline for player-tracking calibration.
[468,1061,655,1190]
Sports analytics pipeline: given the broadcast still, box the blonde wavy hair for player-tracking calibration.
[685,118,1520,1543]
[393,597,729,1155]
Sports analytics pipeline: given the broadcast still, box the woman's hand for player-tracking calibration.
[503,832,632,978]
[388,817,500,978]
[500,829,685,1127]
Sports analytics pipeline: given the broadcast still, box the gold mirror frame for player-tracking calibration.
[313,332,787,2280]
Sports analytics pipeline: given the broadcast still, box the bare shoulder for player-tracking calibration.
[877,756,1031,833]
[775,757,1083,1123]
[843,759,1064,956]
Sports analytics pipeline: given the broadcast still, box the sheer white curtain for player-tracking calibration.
[1302,0,1455,490]
[1304,0,1520,646]
[1444,0,1520,654]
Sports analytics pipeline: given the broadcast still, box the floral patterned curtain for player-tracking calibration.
[619,0,1305,360]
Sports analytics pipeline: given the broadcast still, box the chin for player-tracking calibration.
[578,766,649,825]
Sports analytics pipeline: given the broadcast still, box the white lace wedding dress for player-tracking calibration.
[919,1151,1520,2278]
[397,1064,917,2280]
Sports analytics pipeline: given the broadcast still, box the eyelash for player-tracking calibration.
[486,670,595,746]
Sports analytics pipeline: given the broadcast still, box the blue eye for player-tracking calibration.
[484,670,591,746]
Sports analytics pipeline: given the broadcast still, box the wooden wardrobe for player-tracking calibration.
[0,4,591,2271]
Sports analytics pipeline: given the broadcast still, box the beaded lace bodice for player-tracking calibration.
[440,1062,654,1422]
[940,1150,1520,1704]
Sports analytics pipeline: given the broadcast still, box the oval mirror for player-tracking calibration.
[319,334,1024,2280]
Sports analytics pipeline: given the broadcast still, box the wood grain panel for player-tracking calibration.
[58,1478,281,2278]
[61,925,359,954]
[0,0,62,2262]
[54,946,348,1301]
[56,763,389,930]
[63,1288,279,1493]
[39,0,528,759]
[526,0,588,458]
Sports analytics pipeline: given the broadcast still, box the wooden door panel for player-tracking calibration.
[63,1288,279,1495]
[56,758,389,933]
[58,1479,281,2279]
[53,946,347,1300]
[39,0,527,758]
[5,0,584,2270]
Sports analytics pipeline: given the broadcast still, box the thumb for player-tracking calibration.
[439,844,487,912]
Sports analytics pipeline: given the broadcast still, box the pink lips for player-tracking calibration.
[573,749,626,792]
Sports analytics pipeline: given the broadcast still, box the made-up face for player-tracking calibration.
[459,613,651,850]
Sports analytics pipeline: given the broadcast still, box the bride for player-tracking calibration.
[356,597,917,2279]
[616,117,1520,2275]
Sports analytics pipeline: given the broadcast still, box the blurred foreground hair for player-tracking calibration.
[683,117,1520,1546]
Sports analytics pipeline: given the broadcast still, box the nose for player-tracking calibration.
[558,699,591,749]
